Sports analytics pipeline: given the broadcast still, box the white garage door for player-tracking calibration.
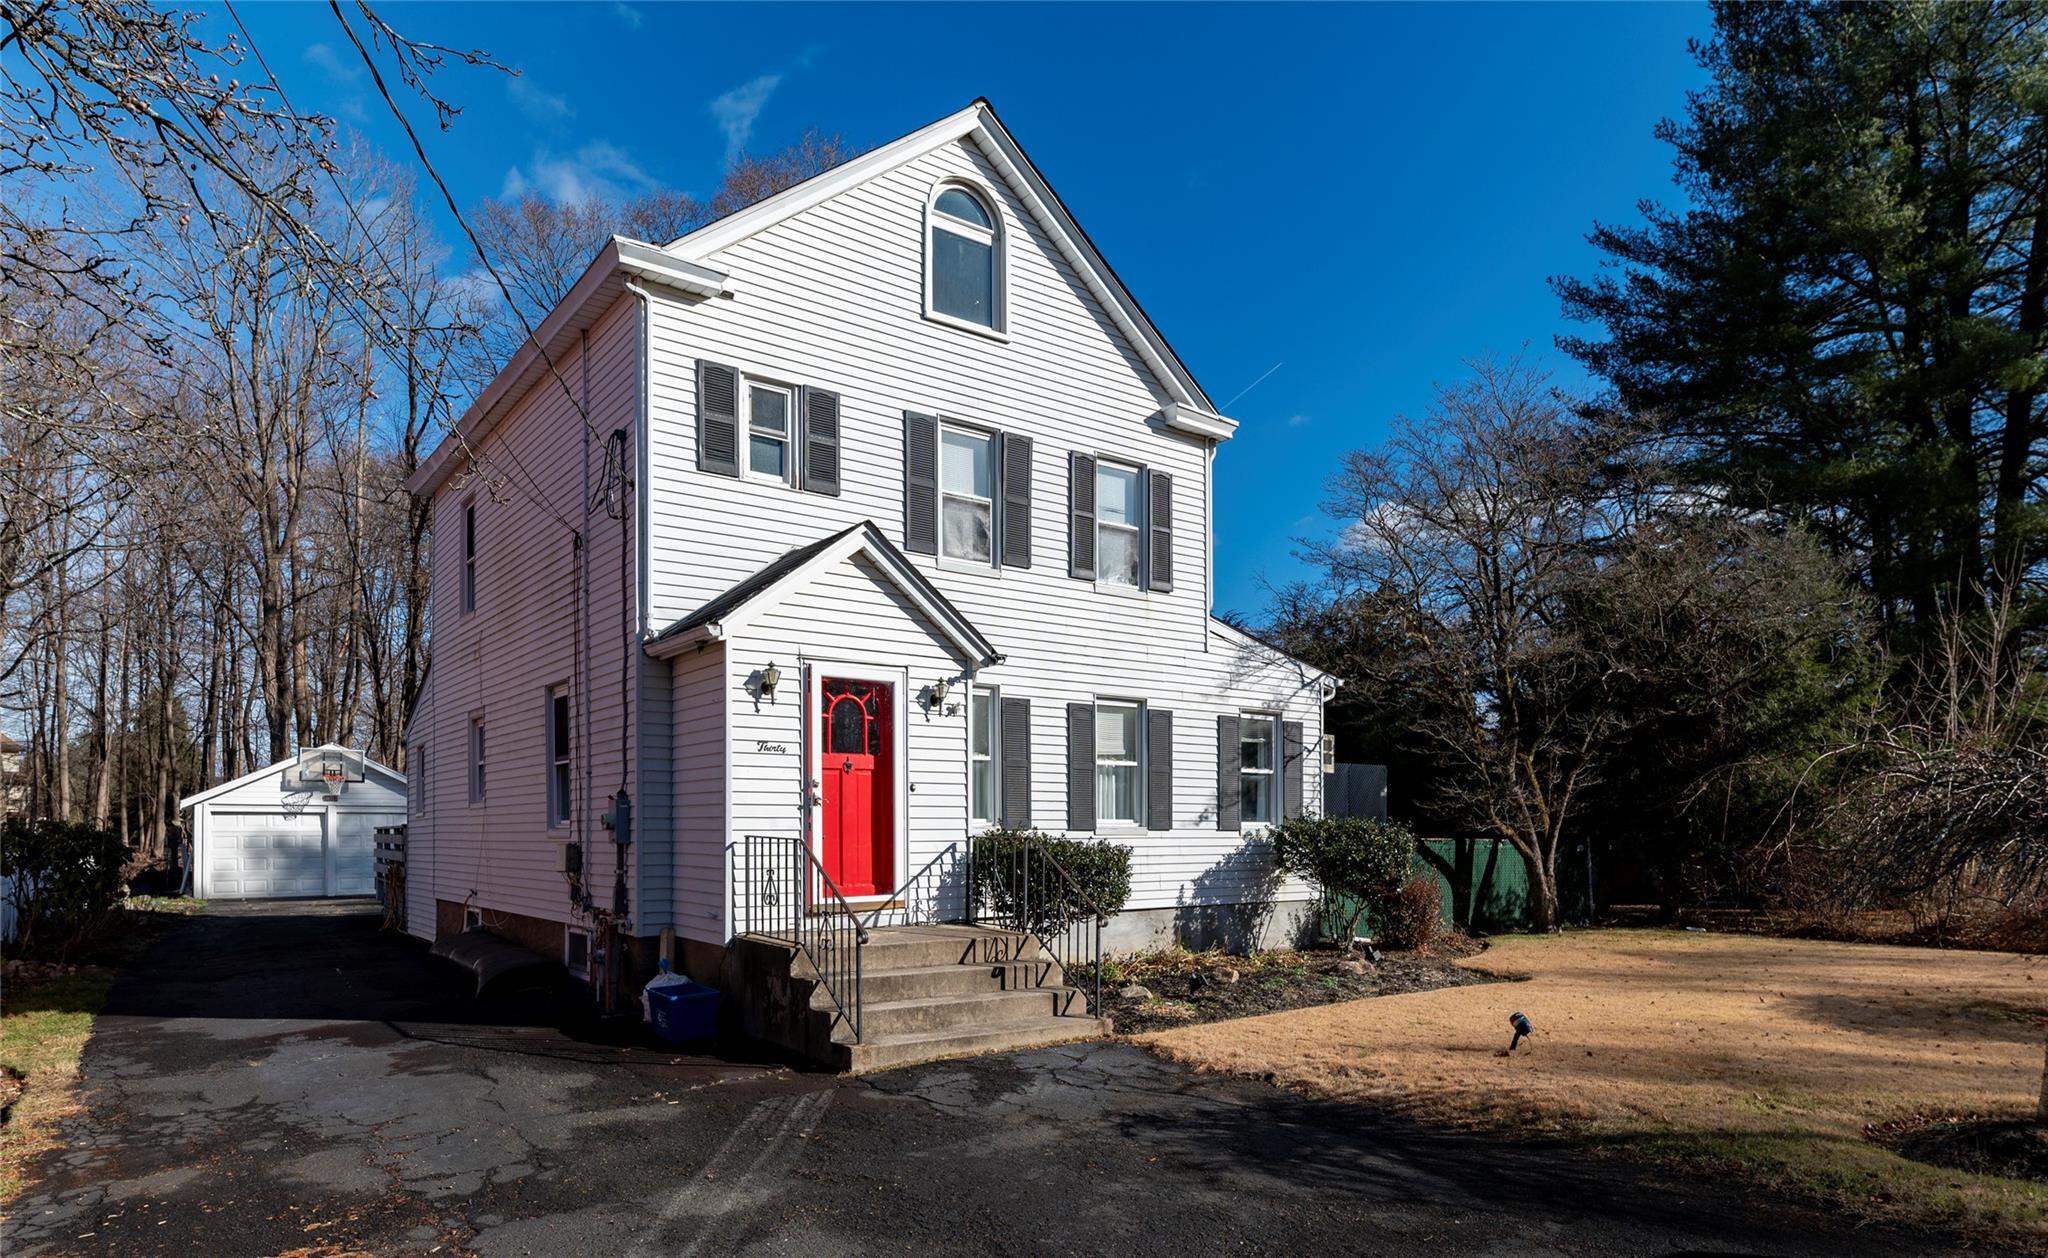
[208,811,326,898]
[332,811,403,897]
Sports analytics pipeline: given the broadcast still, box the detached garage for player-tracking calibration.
[180,745,406,899]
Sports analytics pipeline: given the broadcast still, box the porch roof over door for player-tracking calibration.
[645,521,1001,669]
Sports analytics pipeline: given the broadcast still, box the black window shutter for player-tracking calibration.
[1146,708,1173,831]
[903,412,939,554]
[1215,714,1241,831]
[1069,452,1097,579]
[696,360,740,477]
[1066,702,1095,832]
[1000,433,1032,569]
[799,386,841,496]
[1000,697,1031,828]
[1282,720,1306,820]
[1145,469,1174,592]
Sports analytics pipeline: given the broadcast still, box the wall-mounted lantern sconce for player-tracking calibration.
[926,677,950,709]
[760,661,782,702]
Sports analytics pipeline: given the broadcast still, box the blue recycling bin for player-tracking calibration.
[646,978,720,1044]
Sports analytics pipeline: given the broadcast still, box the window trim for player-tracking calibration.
[565,927,590,980]
[460,499,478,614]
[1094,697,1145,830]
[546,686,571,829]
[742,378,795,486]
[1093,459,1144,592]
[467,713,487,805]
[937,421,998,568]
[970,684,1000,828]
[1239,712,1280,829]
[923,179,1008,339]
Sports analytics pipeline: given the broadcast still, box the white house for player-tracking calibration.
[402,101,1336,1065]
[180,746,407,899]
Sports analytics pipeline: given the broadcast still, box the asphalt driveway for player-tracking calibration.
[1,902,2003,1257]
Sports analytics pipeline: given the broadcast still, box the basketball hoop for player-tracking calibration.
[292,745,367,798]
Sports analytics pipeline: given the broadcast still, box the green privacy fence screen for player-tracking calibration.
[1317,838,1591,939]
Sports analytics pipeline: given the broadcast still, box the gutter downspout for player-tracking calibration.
[625,280,655,937]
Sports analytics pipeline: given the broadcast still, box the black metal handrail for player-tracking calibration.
[858,844,965,933]
[968,834,1108,1016]
[733,834,867,1042]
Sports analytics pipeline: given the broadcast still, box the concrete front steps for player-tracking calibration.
[723,924,1111,1073]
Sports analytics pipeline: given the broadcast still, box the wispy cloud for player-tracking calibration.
[612,2,644,28]
[303,41,367,121]
[303,42,362,84]
[506,72,572,123]
[502,141,657,206]
[1287,413,1310,427]
[710,73,783,165]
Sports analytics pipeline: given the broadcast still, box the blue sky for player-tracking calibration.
[221,1,1711,618]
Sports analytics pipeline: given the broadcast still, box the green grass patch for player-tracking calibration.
[1,897,203,1203]
[1,970,115,1201]
[1606,1125,2048,1237]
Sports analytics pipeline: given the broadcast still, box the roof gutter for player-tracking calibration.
[615,237,733,300]
[1162,402,1239,442]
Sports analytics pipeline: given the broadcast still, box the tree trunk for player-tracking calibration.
[1524,848,1560,932]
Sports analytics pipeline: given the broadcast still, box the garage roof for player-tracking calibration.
[179,744,406,810]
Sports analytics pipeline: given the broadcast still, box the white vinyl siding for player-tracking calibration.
[639,136,1325,922]
[414,294,646,937]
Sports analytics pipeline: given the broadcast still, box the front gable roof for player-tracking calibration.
[179,744,406,810]
[646,522,1001,668]
[407,100,1240,502]
[666,101,1235,439]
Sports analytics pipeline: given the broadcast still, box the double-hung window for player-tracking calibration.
[940,425,995,563]
[1240,714,1278,825]
[461,501,478,613]
[1095,700,1143,826]
[468,716,487,804]
[746,381,792,483]
[970,685,999,827]
[547,688,571,827]
[1096,463,1141,587]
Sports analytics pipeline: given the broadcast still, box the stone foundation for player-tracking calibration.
[1099,898,1320,955]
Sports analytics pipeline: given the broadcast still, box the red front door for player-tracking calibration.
[820,677,893,897]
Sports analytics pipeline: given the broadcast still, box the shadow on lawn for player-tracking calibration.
[1111,1083,1963,1252]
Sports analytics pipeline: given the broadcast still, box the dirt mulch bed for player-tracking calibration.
[1869,1114,2048,1185]
[1098,938,1503,1036]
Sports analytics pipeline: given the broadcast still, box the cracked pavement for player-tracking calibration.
[0,901,2007,1257]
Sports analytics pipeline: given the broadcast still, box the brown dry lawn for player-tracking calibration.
[1139,929,2048,1243]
